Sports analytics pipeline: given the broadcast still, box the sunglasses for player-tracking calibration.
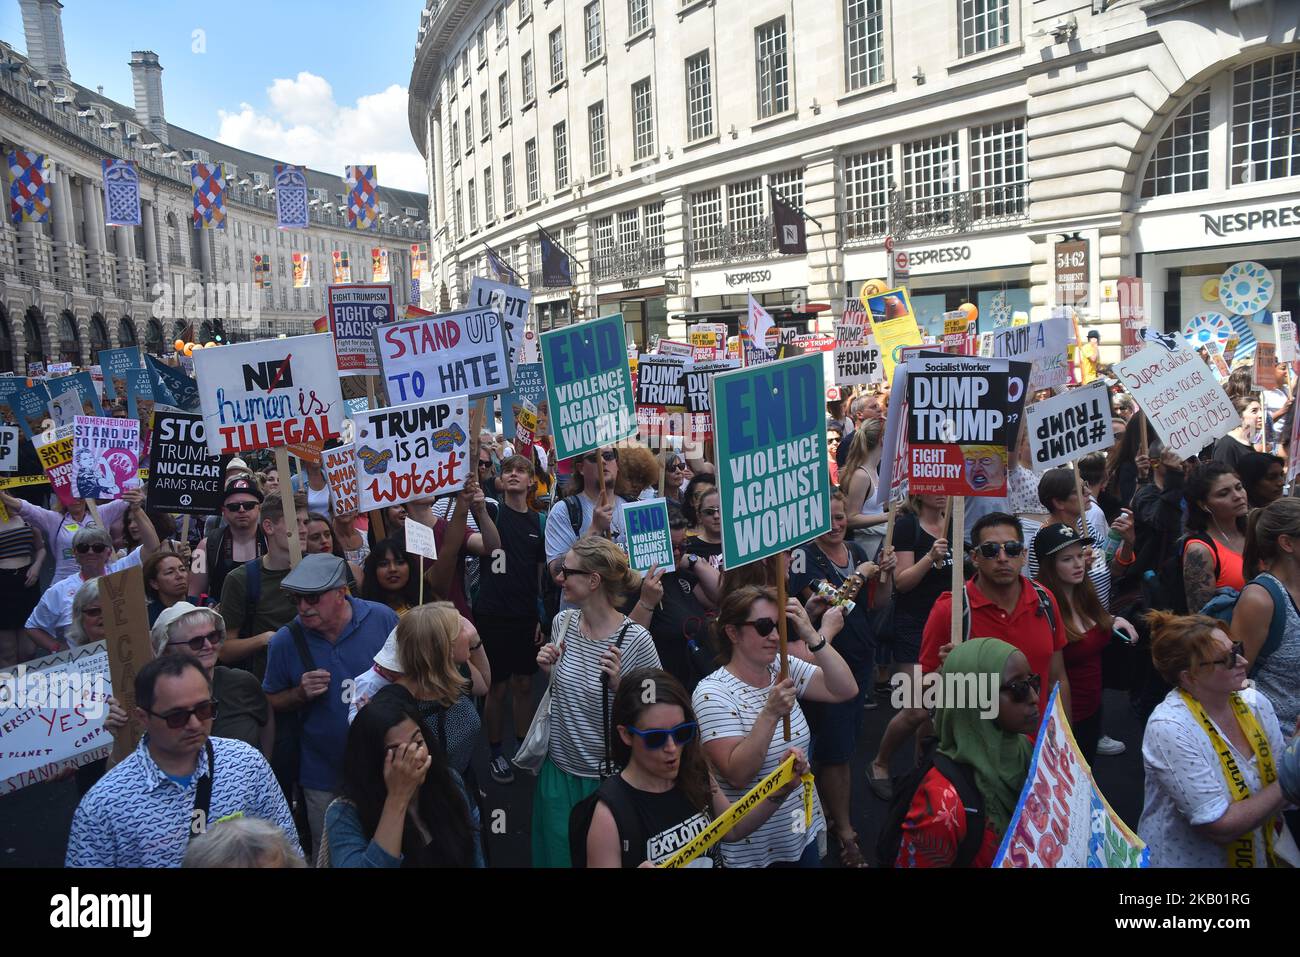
[744,617,779,637]
[626,721,698,750]
[1001,673,1041,703]
[582,450,618,463]
[147,698,219,729]
[1206,642,1246,670]
[700,507,721,517]
[976,541,1025,559]
[293,592,331,605]
[666,462,686,472]
[75,543,108,555]
[225,501,259,512]
[556,566,591,580]
[166,630,223,652]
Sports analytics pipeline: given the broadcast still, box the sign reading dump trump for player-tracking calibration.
[1026,381,1114,471]
[194,334,344,457]
[354,397,471,511]
[713,352,830,569]
[375,306,512,404]
[541,314,637,460]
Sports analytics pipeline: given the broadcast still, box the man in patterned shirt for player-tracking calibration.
[66,654,300,867]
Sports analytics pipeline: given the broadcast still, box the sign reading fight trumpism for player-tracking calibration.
[194,334,344,457]
[354,397,471,511]
[375,306,512,405]
[994,685,1149,868]
[322,444,359,516]
[713,352,830,569]
[328,283,394,374]
[468,277,529,378]
[1113,337,1239,459]
[146,411,226,515]
[541,314,637,460]
[1025,381,1114,471]
[623,497,674,573]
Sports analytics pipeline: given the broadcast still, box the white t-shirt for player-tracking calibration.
[348,665,394,725]
[1138,687,1299,868]
[27,546,143,645]
[693,658,826,868]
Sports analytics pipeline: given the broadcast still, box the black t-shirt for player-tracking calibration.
[597,773,721,868]
[473,503,544,618]
[788,540,874,674]
[685,535,722,570]
[649,570,713,692]
[892,512,952,620]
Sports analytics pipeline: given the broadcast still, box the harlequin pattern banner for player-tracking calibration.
[253,254,270,289]
[345,165,378,230]
[372,247,389,282]
[190,162,226,229]
[333,250,351,285]
[274,163,309,230]
[101,159,141,227]
[410,243,427,280]
[7,150,49,224]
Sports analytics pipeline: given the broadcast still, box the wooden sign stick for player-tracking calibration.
[1072,462,1089,539]
[773,551,791,742]
[882,500,899,555]
[85,499,103,529]
[949,496,965,647]
[418,554,424,606]
[179,514,191,550]
[274,446,302,567]
[363,375,388,542]
[468,399,487,486]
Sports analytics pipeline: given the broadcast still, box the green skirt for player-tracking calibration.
[531,757,601,868]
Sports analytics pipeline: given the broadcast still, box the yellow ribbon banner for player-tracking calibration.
[658,755,814,869]
[0,474,51,489]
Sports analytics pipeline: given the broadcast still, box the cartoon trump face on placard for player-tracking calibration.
[962,444,1007,494]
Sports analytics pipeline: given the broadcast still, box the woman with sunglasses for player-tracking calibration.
[533,536,661,867]
[544,446,626,606]
[656,450,691,504]
[583,667,810,867]
[894,638,1039,868]
[693,585,856,867]
[0,487,132,585]
[685,487,724,571]
[1138,611,1299,867]
[680,473,716,528]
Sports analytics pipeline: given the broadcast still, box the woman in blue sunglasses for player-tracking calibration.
[582,667,808,868]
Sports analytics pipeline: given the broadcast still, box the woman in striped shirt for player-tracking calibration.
[532,536,661,867]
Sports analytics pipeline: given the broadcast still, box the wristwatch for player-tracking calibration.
[807,635,827,653]
[686,554,699,569]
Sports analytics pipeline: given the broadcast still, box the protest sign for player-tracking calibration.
[980,316,1071,392]
[375,305,511,404]
[98,347,142,401]
[0,377,23,428]
[1275,312,1296,364]
[624,497,674,573]
[541,314,637,460]
[995,685,1148,868]
[323,444,359,516]
[834,341,884,387]
[0,426,17,472]
[865,287,922,381]
[328,283,394,374]
[941,312,974,355]
[194,333,344,457]
[404,517,438,560]
[1114,338,1238,459]
[147,411,225,514]
[636,355,688,408]
[73,416,140,500]
[1026,381,1114,471]
[656,339,694,359]
[48,391,81,428]
[145,355,200,413]
[468,277,529,377]
[0,642,113,794]
[513,398,539,459]
[48,372,104,418]
[713,352,829,569]
[685,359,739,416]
[49,361,73,375]
[1117,277,1145,360]
[501,362,548,447]
[34,426,75,507]
[1253,342,1278,391]
[689,323,727,361]
[354,396,471,511]
[99,565,152,763]
[7,381,51,439]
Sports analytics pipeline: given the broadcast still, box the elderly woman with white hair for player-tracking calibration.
[182,815,305,868]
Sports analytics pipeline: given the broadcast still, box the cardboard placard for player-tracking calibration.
[48,372,104,418]
[146,355,201,412]
[0,425,17,473]
[1026,381,1114,471]
[404,517,438,560]
[322,443,360,516]
[98,347,142,401]
[99,565,153,764]
[689,323,727,361]
[979,316,1072,392]
[328,283,394,374]
[354,396,471,511]
[1253,342,1278,391]
[865,287,923,381]
[1117,277,1145,360]
[1114,338,1239,459]
[636,355,688,408]
[34,426,76,508]
[147,411,226,515]
[500,362,548,449]
[468,276,530,378]
[7,381,51,440]
[73,416,141,500]
[834,342,884,386]
[48,391,81,429]
[684,359,739,415]
[541,314,637,460]
[375,305,512,404]
[624,497,675,573]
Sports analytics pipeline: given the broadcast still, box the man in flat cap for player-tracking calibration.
[261,554,398,861]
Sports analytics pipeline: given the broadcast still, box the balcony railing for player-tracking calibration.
[844,182,1028,245]
[689,215,778,267]
[591,244,665,283]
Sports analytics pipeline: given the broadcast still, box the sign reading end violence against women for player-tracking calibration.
[354,396,471,511]
[328,283,393,375]
[147,411,226,515]
[623,497,674,573]
[1026,380,1114,471]
[193,333,344,457]
[542,313,637,460]
[713,352,830,569]
[375,305,512,405]
[1114,337,1239,459]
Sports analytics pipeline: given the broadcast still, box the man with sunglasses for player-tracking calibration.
[545,446,627,610]
[67,653,300,867]
[920,511,1071,723]
[192,478,268,607]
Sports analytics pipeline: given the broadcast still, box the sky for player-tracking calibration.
[1,0,430,192]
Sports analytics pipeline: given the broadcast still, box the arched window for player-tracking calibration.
[89,314,110,357]
[1231,52,1300,185]
[1141,89,1211,198]
[60,312,82,365]
[0,307,13,374]
[145,319,164,355]
[118,317,138,346]
[24,308,46,365]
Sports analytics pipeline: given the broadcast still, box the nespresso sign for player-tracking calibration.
[1202,203,1300,237]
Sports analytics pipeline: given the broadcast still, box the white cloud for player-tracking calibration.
[216,72,426,193]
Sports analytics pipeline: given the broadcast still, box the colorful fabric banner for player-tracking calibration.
[101,159,141,227]
[253,253,270,289]
[190,162,226,229]
[371,247,390,282]
[332,249,351,285]
[345,165,378,230]
[7,150,49,224]
[292,252,310,288]
[273,163,309,229]
[741,295,775,367]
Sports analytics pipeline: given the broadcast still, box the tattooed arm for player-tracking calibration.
[1183,542,1218,616]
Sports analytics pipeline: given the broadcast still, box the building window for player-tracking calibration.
[769,167,804,210]
[593,215,615,264]
[845,0,884,90]
[480,91,490,137]
[903,132,961,229]
[1142,90,1211,198]
[591,203,665,280]
[503,153,515,214]
[584,2,603,62]
[728,178,764,235]
[688,187,723,262]
[498,72,510,118]
[959,0,1010,58]
[460,48,471,82]
[685,51,714,142]
[628,0,650,36]
[1231,53,1300,185]
[969,117,1026,219]
[455,187,464,239]
[643,201,664,271]
[755,18,790,119]
[465,106,474,152]
[526,138,540,202]
[632,78,655,161]
[468,178,478,232]
[522,51,535,103]
[519,0,531,21]
[451,121,461,158]
[589,101,608,176]
[477,25,488,65]
[554,122,570,190]
[484,167,495,221]
[549,28,565,86]
[688,170,801,264]
[843,148,892,242]
[495,5,507,44]
[617,208,640,262]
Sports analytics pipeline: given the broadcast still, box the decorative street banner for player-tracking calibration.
[48,372,105,418]
[345,165,379,230]
[98,347,142,401]
[371,247,390,282]
[7,150,49,224]
[273,163,309,229]
[865,287,923,381]
[34,425,75,508]
[354,396,471,511]
[834,341,884,387]
[636,355,688,408]
[147,411,225,515]
[73,416,140,500]
[323,443,359,516]
[468,277,529,378]
[328,283,393,375]
[410,243,428,280]
[0,426,17,472]
[713,352,829,569]
[375,305,511,404]
[1026,381,1114,471]
[1114,337,1239,459]
[146,355,200,412]
[624,497,674,573]
[995,685,1148,868]
[332,249,351,285]
[101,158,141,227]
[906,356,1018,497]
[193,333,344,457]
[190,162,226,229]
[980,316,1071,392]
[541,314,637,460]
[292,252,310,288]
[7,380,51,440]
[0,642,113,795]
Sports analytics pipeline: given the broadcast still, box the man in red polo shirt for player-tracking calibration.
[920,510,1071,720]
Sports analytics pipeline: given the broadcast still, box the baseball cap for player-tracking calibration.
[1087,330,1101,341]
[223,476,264,506]
[1033,523,1094,564]
[281,554,349,595]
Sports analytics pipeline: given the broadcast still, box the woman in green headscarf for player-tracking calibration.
[894,637,1039,867]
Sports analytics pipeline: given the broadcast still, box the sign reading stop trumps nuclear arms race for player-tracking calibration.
[375,305,512,404]
[713,352,830,569]
[541,313,637,460]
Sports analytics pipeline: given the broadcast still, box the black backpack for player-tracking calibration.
[1148,531,1219,616]
[568,775,641,868]
[960,579,1057,640]
[875,743,986,868]
[540,496,583,635]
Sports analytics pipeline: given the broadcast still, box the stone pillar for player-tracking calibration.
[79,176,103,252]
[50,162,70,245]
[802,149,840,331]
[141,199,160,286]
[661,187,688,340]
